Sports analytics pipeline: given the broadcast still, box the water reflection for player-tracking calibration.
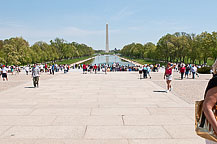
[91,55,134,66]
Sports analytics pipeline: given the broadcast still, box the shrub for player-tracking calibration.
[197,67,211,74]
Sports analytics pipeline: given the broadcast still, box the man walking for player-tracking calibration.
[32,64,40,88]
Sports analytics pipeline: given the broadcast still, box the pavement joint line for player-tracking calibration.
[161,125,173,139]
[0,125,13,137]
[83,125,88,138]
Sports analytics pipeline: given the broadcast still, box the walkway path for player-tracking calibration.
[0,70,205,144]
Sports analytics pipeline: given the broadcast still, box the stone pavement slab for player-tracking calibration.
[0,71,205,143]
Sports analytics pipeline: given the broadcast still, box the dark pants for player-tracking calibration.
[181,72,184,79]
[52,70,55,75]
[192,72,195,79]
[33,76,39,87]
[143,70,147,78]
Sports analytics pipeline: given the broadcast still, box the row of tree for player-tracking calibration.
[0,37,94,65]
[120,32,217,64]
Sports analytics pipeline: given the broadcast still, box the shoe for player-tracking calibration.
[170,88,172,91]
[165,90,169,93]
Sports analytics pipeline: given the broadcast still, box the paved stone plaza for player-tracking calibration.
[0,71,206,144]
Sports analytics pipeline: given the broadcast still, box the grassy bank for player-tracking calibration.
[121,56,215,66]
[121,56,166,66]
[53,56,93,65]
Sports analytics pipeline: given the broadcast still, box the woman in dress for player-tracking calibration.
[203,60,217,144]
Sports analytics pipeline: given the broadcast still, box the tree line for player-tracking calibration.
[120,32,217,64]
[0,37,94,65]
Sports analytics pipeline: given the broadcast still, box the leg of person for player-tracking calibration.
[36,77,39,88]
[166,80,169,93]
[145,71,147,78]
[168,80,172,91]
[181,73,184,79]
[2,75,5,81]
[192,72,195,79]
[33,77,36,87]
[197,72,199,77]
[148,73,151,79]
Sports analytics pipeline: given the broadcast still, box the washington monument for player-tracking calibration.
[106,24,109,53]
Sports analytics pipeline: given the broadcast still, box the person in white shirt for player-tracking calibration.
[32,64,40,88]
[25,66,29,75]
[191,65,197,79]
[2,65,8,81]
[40,64,44,72]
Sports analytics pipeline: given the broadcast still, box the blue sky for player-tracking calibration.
[0,0,216,50]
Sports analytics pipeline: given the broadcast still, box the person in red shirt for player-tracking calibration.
[83,64,86,74]
[93,64,97,74]
[45,64,48,72]
[164,62,176,93]
[180,64,186,80]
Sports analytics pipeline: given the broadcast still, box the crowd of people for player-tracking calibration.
[0,63,71,87]
[74,63,161,75]
[23,63,71,75]
[0,61,214,91]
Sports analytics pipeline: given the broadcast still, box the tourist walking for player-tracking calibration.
[147,64,152,79]
[164,62,176,93]
[25,65,29,75]
[45,64,48,72]
[185,64,190,78]
[52,64,55,75]
[83,64,87,74]
[142,65,148,79]
[139,66,143,79]
[191,65,197,79]
[89,64,93,74]
[32,64,40,88]
[40,64,44,72]
[180,64,186,80]
[16,66,20,75]
[202,60,217,144]
[1,65,8,81]
[93,64,97,74]
[104,64,108,74]
[10,66,14,75]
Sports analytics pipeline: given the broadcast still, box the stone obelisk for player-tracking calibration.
[106,24,109,53]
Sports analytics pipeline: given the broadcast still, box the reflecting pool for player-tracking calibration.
[90,55,135,66]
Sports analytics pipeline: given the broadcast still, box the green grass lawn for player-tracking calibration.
[52,56,93,65]
[122,56,215,66]
[122,56,166,65]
